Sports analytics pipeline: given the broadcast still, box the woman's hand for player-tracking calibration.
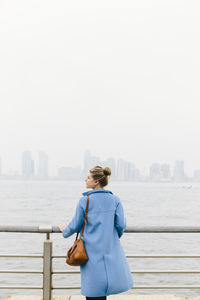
[58,223,67,232]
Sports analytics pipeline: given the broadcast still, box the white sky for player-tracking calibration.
[0,0,200,176]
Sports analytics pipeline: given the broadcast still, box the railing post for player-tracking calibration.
[40,226,52,300]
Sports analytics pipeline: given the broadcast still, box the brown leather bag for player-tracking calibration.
[66,195,89,266]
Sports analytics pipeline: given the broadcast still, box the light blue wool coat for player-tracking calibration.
[62,189,134,297]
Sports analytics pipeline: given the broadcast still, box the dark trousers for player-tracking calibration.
[86,297,107,300]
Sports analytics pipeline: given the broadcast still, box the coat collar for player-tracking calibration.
[82,189,113,196]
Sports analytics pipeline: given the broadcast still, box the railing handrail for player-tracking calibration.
[1,225,200,299]
[1,224,200,233]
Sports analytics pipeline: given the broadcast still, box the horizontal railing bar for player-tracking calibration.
[52,269,200,274]
[134,270,200,273]
[0,270,42,274]
[1,269,199,275]
[0,254,43,258]
[2,253,199,259]
[2,269,200,275]
[131,286,200,289]
[52,286,200,289]
[52,270,80,274]
[126,254,200,258]
[1,225,200,233]
[52,254,200,258]
[125,226,200,232]
[53,255,74,258]
[52,286,91,289]
[0,225,41,233]
[0,286,42,289]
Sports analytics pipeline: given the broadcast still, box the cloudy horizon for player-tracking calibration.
[0,0,200,177]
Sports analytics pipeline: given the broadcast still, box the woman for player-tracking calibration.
[59,165,133,300]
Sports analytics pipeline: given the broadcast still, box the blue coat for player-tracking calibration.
[62,189,134,297]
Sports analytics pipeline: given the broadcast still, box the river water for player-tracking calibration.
[0,180,200,297]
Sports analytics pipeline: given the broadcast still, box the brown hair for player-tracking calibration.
[89,165,112,187]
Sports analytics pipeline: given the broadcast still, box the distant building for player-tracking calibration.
[0,157,1,177]
[149,163,161,181]
[58,166,81,180]
[173,160,185,181]
[127,161,137,181]
[116,158,126,180]
[124,161,131,181]
[160,164,171,180]
[193,169,200,182]
[81,150,101,179]
[22,151,35,179]
[37,151,48,179]
[149,163,171,181]
[82,151,139,181]
[101,157,116,180]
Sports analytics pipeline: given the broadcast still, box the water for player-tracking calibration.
[0,180,200,297]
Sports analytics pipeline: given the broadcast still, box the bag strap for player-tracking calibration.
[80,195,89,237]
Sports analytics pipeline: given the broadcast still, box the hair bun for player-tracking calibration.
[103,167,111,176]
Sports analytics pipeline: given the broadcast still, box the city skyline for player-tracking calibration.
[0,149,200,182]
[1,1,200,183]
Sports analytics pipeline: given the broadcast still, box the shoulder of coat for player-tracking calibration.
[113,194,120,205]
[79,195,87,207]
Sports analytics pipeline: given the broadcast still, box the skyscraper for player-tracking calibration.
[38,151,48,179]
[81,150,101,179]
[116,158,126,180]
[160,164,171,179]
[22,151,34,179]
[173,160,185,181]
[149,163,161,181]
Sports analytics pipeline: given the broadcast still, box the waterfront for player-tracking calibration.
[0,180,200,297]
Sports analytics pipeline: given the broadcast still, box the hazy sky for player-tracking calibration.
[0,0,200,176]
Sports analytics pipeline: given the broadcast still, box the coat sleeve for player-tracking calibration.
[62,197,85,238]
[114,200,127,238]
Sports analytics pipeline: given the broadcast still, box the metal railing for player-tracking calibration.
[1,225,200,299]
